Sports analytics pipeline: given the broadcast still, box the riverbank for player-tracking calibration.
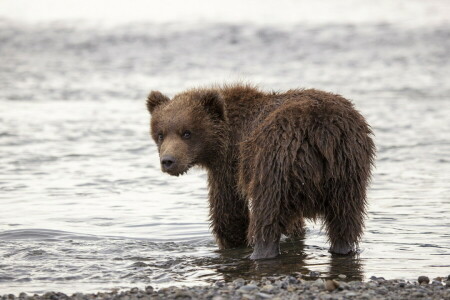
[6,275,450,300]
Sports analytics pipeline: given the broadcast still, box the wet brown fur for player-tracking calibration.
[146,84,375,256]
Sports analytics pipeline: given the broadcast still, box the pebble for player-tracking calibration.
[256,292,272,299]
[260,284,275,293]
[309,271,320,277]
[418,275,430,284]
[338,274,347,279]
[312,278,324,289]
[238,284,258,292]
[325,279,339,291]
[233,278,245,288]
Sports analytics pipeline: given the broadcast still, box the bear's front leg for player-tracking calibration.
[210,209,249,249]
[208,171,249,249]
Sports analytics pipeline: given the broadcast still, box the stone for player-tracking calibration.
[309,271,320,278]
[238,285,258,293]
[432,280,443,286]
[233,278,246,288]
[325,280,339,292]
[261,285,275,293]
[418,276,430,285]
[256,293,272,299]
[312,279,325,289]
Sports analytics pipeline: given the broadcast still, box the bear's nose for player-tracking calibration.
[161,155,176,170]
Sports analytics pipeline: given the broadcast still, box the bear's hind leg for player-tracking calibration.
[325,184,366,255]
[242,120,298,260]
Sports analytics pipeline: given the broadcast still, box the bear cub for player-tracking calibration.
[146,84,375,260]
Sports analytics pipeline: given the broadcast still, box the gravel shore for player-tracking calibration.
[5,275,449,300]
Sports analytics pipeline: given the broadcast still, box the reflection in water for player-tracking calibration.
[329,254,364,281]
[207,238,363,283]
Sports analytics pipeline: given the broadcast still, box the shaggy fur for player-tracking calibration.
[146,84,375,259]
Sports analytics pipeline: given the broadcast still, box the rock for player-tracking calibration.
[338,281,349,290]
[312,279,324,289]
[286,285,296,292]
[338,274,347,279]
[445,281,450,288]
[309,271,320,278]
[325,279,339,291]
[238,284,258,293]
[411,291,425,297]
[174,290,192,299]
[432,280,443,286]
[233,278,246,288]
[256,293,272,299]
[286,276,298,284]
[418,276,430,284]
[260,285,275,293]
[145,286,153,294]
[397,282,406,288]
[376,286,388,295]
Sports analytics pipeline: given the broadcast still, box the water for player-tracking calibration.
[1,0,449,295]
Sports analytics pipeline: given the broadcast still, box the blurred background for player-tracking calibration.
[0,0,449,295]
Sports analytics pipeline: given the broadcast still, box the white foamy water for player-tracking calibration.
[0,0,449,295]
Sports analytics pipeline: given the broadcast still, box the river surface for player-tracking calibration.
[0,0,449,295]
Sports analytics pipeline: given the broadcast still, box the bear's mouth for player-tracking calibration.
[164,163,193,177]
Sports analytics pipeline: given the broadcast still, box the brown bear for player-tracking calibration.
[146,84,375,259]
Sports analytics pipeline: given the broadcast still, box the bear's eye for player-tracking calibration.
[182,130,191,139]
[157,133,164,141]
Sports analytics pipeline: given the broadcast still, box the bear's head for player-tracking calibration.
[146,89,227,176]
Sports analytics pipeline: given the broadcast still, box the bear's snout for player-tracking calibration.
[161,155,176,171]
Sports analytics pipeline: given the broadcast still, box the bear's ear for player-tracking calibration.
[198,90,225,121]
[146,91,170,114]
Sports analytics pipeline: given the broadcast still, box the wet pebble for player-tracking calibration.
[418,275,430,284]
[232,278,245,288]
[309,271,320,277]
[238,284,258,293]
[260,284,275,293]
[325,279,339,291]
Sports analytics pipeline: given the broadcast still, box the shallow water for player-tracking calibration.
[1,0,449,295]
